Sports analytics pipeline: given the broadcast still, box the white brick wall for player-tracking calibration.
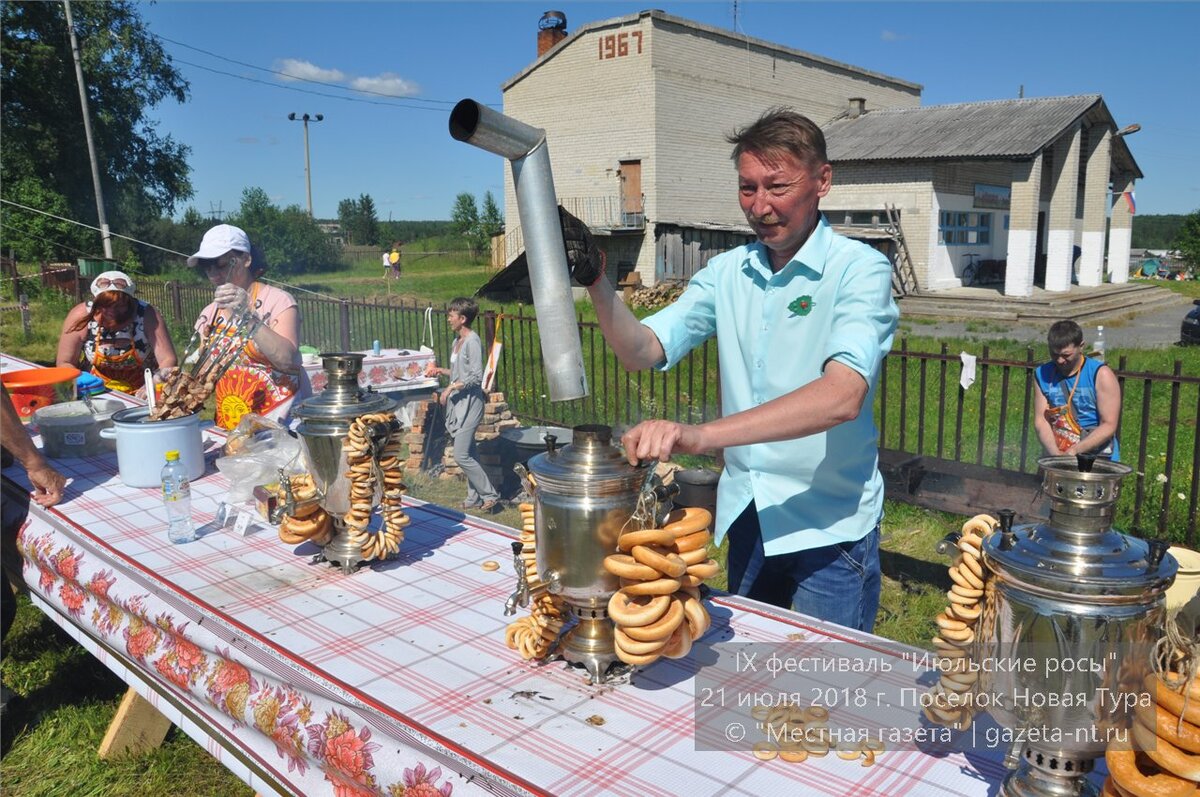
[501,11,920,285]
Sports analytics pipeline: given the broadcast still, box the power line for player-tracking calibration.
[174,56,458,111]
[154,33,499,112]
[1,198,190,257]
[154,33,462,107]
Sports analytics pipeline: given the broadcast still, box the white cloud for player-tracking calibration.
[350,72,420,98]
[275,58,346,83]
[880,30,907,42]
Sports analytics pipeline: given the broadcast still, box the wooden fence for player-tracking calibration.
[132,279,1200,543]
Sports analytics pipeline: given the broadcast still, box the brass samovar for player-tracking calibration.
[290,353,399,574]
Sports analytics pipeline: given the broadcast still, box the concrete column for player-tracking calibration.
[1108,174,1135,284]
[1004,152,1043,298]
[1044,124,1082,292]
[1079,126,1112,287]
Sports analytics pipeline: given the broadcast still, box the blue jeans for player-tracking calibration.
[725,502,882,632]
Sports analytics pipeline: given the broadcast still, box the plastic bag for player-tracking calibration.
[215,413,304,502]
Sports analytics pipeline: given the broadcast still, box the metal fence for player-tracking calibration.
[137,278,1198,542]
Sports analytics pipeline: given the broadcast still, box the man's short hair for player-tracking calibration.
[726,107,829,170]
[1048,319,1084,350]
[448,297,478,326]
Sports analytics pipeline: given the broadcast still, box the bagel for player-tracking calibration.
[779,748,808,764]
[680,593,711,638]
[1132,715,1200,783]
[278,521,308,545]
[630,545,688,578]
[603,554,661,581]
[678,547,709,566]
[950,583,984,600]
[1138,702,1200,755]
[621,598,685,642]
[613,634,663,666]
[752,742,778,761]
[947,589,980,607]
[686,559,720,579]
[661,621,693,659]
[614,627,671,655]
[674,529,711,553]
[948,564,978,591]
[935,612,968,632]
[1106,744,1196,797]
[958,536,982,558]
[661,506,712,537]
[1148,674,1200,725]
[1163,672,1200,702]
[288,499,322,519]
[938,625,974,644]
[282,511,327,540]
[617,529,677,552]
[960,551,985,580]
[676,572,704,588]
[607,591,670,627]
[948,602,982,622]
[620,577,683,596]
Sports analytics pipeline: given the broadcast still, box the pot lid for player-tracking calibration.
[983,525,1177,597]
[526,424,652,495]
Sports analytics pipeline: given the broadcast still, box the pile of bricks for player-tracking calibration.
[405,392,521,492]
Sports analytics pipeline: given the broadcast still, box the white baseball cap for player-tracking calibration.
[90,270,136,297]
[187,224,252,267]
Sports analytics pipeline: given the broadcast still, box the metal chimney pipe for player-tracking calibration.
[449,99,588,401]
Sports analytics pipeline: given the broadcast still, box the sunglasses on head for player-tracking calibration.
[94,278,130,289]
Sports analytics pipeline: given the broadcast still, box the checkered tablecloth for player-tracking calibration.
[4,353,1025,796]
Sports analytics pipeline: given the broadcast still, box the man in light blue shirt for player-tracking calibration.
[583,109,898,631]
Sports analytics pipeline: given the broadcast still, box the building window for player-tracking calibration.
[835,209,891,226]
[939,211,991,245]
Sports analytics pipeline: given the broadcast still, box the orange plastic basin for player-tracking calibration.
[2,366,81,420]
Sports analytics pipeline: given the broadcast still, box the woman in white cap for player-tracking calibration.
[189,224,310,429]
[56,271,177,394]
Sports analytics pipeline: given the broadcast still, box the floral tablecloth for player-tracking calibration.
[4,353,1026,797]
[303,350,438,395]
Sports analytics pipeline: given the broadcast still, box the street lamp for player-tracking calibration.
[287,112,324,216]
[1114,123,1141,138]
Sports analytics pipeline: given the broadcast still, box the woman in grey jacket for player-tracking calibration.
[428,298,500,512]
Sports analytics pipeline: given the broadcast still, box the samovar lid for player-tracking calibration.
[526,424,653,495]
[983,526,1176,597]
[293,352,396,426]
[983,457,1176,597]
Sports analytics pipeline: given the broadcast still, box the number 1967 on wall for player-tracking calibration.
[599,31,644,60]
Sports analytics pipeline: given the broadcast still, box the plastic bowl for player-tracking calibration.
[2,366,81,421]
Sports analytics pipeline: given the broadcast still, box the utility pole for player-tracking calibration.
[288,113,324,216]
[63,0,112,258]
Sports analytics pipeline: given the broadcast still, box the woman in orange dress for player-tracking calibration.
[188,225,311,429]
[57,271,177,395]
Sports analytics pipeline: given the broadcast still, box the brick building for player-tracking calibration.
[493,10,1140,298]
[823,95,1142,296]
[497,9,920,289]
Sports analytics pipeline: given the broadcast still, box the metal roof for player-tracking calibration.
[825,95,1107,161]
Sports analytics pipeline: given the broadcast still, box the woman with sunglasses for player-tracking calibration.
[188,225,310,430]
[56,271,178,395]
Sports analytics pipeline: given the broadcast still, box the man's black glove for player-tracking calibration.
[559,206,605,286]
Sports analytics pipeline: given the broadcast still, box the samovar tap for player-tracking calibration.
[504,541,531,616]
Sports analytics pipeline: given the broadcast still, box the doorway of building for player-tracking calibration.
[619,160,644,227]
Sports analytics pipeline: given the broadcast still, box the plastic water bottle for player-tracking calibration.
[372,339,382,356]
[161,450,196,544]
[1094,326,1106,362]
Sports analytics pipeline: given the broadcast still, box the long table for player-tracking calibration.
[3,353,1037,796]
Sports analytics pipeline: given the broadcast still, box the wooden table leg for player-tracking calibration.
[98,687,173,758]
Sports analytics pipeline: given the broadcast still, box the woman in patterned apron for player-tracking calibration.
[188,225,311,430]
[56,271,177,395]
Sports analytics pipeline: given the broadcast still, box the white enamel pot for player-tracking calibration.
[99,407,205,488]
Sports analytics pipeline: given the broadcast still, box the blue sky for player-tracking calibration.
[138,1,1199,221]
